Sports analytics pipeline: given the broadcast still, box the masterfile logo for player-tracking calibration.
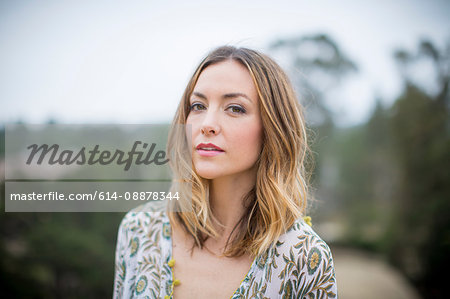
[26,141,169,171]
[5,123,184,180]
[4,124,192,212]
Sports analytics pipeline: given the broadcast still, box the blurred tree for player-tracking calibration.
[388,39,450,298]
[0,123,126,298]
[268,34,357,215]
[267,33,449,297]
[270,33,357,127]
[331,99,396,250]
[0,200,125,298]
[0,122,171,298]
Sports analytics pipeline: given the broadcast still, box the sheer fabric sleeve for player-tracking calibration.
[113,214,130,299]
[277,221,338,298]
[297,240,337,298]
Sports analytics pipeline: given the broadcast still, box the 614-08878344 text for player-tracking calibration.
[98,191,179,201]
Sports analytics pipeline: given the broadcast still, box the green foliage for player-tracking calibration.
[269,33,357,127]
[330,39,449,297]
[273,34,449,297]
[387,83,450,295]
[0,182,125,298]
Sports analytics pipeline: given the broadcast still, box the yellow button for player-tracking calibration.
[168,259,175,267]
[303,216,312,226]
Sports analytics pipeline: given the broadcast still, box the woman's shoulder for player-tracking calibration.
[278,216,332,253]
[118,202,168,236]
[272,217,335,277]
[266,216,337,297]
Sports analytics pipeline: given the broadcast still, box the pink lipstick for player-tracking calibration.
[196,143,224,157]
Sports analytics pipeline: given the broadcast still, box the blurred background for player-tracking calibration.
[1,0,449,298]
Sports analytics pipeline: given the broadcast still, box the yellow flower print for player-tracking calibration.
[135,275,148,295]
[307,247,322,275]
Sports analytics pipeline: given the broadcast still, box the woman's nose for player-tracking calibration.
[200,109,221,136]
[201,125,219,135]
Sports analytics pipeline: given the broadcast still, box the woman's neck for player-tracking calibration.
[208,168,256,238]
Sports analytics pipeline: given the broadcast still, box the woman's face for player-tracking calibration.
[186,59,263,181]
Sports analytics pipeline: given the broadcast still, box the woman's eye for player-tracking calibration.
[228,105,246,114]
[190,103,206,111]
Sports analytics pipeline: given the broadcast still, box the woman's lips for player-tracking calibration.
[195,143,224,157]
[197,149,225,157]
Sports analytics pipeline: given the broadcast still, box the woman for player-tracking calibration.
[113,46,337,298]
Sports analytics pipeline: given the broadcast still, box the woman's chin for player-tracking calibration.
[194,167,223,180]
[196,172,219,180]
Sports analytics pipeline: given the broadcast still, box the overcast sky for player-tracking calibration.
[1,0,449,126]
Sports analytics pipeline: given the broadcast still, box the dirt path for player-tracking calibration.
[331,246,421,299]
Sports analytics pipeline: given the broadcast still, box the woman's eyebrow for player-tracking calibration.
[192,91,207,99]
[223,92,253,103]
[192,91,253,103]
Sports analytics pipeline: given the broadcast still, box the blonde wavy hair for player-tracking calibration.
[167,45,311,258]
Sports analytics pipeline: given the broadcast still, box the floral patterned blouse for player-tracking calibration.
[113,207,337,298]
